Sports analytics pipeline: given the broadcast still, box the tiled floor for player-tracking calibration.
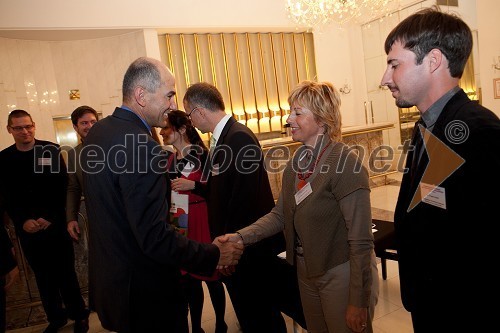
[369,174,413,333]
[7,173,412,333]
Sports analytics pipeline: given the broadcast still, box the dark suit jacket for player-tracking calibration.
[66,143,84,222]
[394,90,500,314]
[82,107,219,332]
[205,117,285,254]
[202,117,293,331]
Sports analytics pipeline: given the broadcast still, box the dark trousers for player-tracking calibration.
[408,278,472,333]
[127,278,189,333]
[180,275,227,333]
[20,229,87,323]
[270,258,306,330]
[222,250,303,333]
[1,276,6,333]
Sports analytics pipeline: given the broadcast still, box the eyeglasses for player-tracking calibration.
[9,124,35,132]
[187,106,200,119]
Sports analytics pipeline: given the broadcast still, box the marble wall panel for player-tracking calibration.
[264,129,392,200]
[0,31,147,150]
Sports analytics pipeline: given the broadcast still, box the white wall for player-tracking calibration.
[0,31,149,148]
[0,0,497,149]
[0,0,365,148]
[313,26,367,127]
[476,0,500,115]
[0,0,292,30]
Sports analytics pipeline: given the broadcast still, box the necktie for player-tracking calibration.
[209,135,216,158]
[409,119,427,180]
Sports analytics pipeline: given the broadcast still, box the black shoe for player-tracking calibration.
[43,319,68,333]
[74,318,89,333]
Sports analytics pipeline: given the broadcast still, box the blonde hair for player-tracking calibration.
[287,81,342,142]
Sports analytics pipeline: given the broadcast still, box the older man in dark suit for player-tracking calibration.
[81,57,243,333]
[184,82,304,333]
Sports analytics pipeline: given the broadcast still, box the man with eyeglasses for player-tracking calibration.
[184,82,306,333]
[0,110,89,333]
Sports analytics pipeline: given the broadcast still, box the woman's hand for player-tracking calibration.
[346,304,368,332]
[171,178,195,191]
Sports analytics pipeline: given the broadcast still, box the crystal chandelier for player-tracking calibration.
[286,0,400,28]
[286,0,336,27]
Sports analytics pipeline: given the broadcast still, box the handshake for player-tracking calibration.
[212,233,244,273]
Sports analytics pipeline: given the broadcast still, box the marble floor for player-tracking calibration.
[7,173,413,333]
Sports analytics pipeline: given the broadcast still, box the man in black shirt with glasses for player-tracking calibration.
[0,110,89,333]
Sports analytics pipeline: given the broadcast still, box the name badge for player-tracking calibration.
[38,158,52,166]
[181,162,194,178]
[294,182,312,205]
[421,183,446,209]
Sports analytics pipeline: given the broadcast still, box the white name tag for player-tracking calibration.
[180,162,194,178]
[294,182,312,205]
[38,158,52,166]
[421,183,446,209]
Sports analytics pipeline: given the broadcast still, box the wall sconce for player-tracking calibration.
[339,83,351,94]
[493,56,500,71]
[69,89,80,100]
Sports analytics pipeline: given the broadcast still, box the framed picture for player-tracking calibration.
[495,78,500,99]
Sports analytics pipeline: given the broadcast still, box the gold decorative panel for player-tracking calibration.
[458,54,477,101]
[160,32,317,136]
[69,89,80,100]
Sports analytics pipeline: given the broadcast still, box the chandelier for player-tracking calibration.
[286,0,400,28]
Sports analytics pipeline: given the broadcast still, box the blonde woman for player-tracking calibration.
[220,81,379,333]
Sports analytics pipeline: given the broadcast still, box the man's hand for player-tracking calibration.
[4,266,19,289]
[23,219,42,233]
[213,233,245,275]
[213,237,244,267]
[36,217,52,230]
[67,220,81,241]
[24,218,53,233]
